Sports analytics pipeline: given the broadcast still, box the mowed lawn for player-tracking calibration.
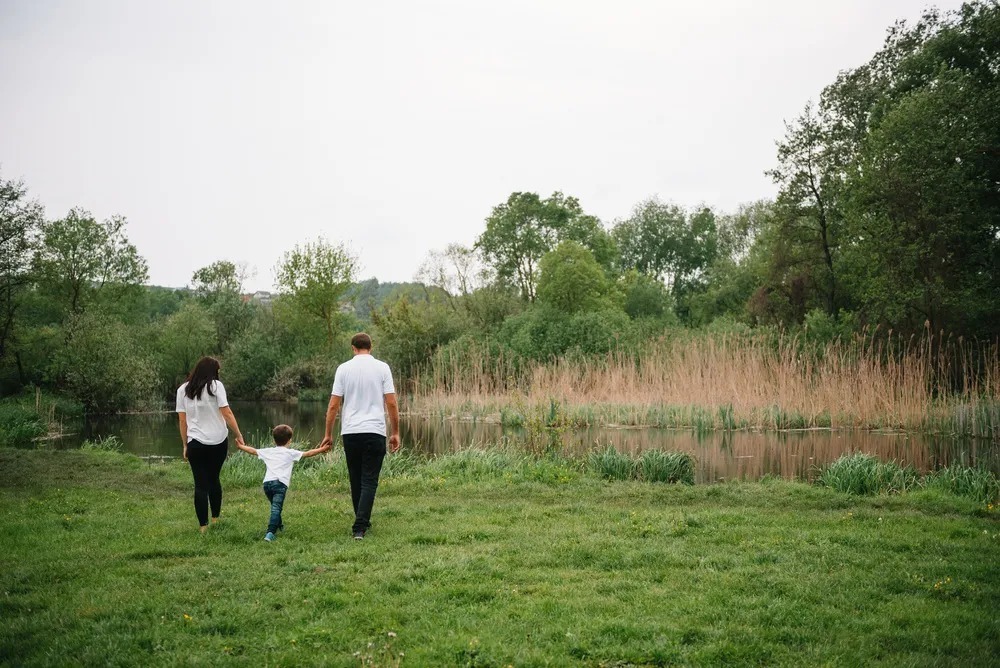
[1,449,998,667]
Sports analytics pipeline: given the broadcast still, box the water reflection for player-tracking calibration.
[48,401,999,484]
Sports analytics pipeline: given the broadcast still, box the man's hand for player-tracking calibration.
[388,434,400,453]
[320,436,333,449]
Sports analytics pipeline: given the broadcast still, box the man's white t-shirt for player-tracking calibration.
[331,353,395,436]
[176,381,229,445]
[256,447,304,487]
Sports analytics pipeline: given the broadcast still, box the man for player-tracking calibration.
[321,332,400,540]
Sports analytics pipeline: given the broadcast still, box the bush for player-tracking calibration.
[0,402,46,446]
[588,445,638,481]
[819,453,920,495]
[55,312,158,413]
[924,464,1000,504]
[81,436,124,452]
[639,449,695,484]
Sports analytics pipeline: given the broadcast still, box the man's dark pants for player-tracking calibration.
[342,433,386,534]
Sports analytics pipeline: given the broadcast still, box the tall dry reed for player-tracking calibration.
[410,331,1000,435]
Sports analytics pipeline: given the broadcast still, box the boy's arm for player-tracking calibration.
[300,446,329,458]
[235,441,258,456]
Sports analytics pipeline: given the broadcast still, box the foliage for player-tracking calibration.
[275,238,358,346]
[155,302,217,391]
[475,191,613,301]
[536,241,610,314]
[819,454,920,496]
[0,173,45,361]
[34,208,148,316]
[53,311,158,413]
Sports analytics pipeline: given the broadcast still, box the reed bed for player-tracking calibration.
[410,331,1000,435]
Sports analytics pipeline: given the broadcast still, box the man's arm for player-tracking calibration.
[384,393,400,453]
[234,441,258,456]
[321,395,342,447]
[178,413,188,460]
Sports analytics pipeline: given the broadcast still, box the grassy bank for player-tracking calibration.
[411,334,1000,436]
[2,448,999,666]
[0,391,83,446]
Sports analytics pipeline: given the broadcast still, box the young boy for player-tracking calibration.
[235,424,330,541]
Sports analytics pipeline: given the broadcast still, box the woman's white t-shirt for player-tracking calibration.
[176,380,230,445]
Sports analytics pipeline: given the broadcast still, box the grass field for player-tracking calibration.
[2,448,999,666]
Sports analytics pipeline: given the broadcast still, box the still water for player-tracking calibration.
[47,401,998,484]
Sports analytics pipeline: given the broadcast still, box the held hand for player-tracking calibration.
[320,436,333,449]
[388,434,400,453]
[236,435,246,448]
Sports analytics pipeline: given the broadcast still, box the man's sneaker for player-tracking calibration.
[352,531,365,540]
[264,532,276,542]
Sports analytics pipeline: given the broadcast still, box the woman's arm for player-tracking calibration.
[220,406,245,447]
[178,413,188,460]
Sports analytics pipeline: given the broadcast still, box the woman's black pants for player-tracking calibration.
[187,439,228,526]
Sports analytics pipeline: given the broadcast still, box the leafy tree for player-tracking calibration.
[35,208,148,317]
[767,104,842,317]
[274,238,358,346]
[156,302,216,390]
[54,311,157,412]
[476,192,612,301]
[536,242,610,314]
[613,199,718,291]
[620,270,673,320]
[191,260,252,351]
[0,175,44,362]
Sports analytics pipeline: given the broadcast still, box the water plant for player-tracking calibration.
[818,453,920,495]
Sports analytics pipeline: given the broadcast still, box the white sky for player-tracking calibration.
[0,1,962,291]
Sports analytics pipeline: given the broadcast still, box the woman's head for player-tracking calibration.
[185,356,221,400]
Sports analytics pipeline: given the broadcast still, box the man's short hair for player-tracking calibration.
[351,332,373,350]
[272,424,293,445]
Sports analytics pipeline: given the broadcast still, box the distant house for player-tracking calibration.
[243,291,273,306]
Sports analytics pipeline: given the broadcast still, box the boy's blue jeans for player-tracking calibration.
[263,480,288,534]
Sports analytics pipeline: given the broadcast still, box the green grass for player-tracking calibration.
[819,453,922,496]
[0,391,83,446]
[2,449,999,666]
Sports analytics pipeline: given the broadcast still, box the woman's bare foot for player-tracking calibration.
[200,525,208,534]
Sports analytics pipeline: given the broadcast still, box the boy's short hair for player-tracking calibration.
[351,332,372,350]
[272,424,293,446]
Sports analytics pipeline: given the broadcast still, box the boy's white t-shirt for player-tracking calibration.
[331,354,395,436]
[176,380,229,445]
[256,447,304,487]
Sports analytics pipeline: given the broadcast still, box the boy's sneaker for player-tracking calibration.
[352,531,365,540]
[264,532,276,542]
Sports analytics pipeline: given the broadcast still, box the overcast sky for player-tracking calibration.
[0,1,963,291]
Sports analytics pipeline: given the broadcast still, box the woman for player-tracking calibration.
[176,356,244,533]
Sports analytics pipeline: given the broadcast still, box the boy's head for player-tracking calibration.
[272,424,293,446]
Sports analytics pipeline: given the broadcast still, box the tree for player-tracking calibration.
[475,192,611,301]
[0,175,44,362]
[191,260,252,351]
[192,260,247,299]
[613,198,718,292]
[35,208,148,317]
[536,241,610,314]
[156,302,216,390]
[274,238,358,346]
[767,104,842,317]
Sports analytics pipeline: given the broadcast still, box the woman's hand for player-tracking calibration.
[183,444,188,461]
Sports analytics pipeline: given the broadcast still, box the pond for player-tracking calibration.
[43,401,999,484]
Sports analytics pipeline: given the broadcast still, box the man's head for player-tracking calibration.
[351,332,373,352]
[272,424,293,446]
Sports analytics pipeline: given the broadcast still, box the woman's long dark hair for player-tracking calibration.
[185,357,221,400]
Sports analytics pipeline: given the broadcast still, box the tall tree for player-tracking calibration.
[34,208,148,317]
[191,260,252,351]
[274,238,358,346]
[475,192,611,301]
[0,175,44,361]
